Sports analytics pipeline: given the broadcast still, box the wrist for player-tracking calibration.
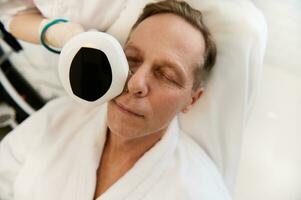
[38,19,51,36]
[39,18,68,54]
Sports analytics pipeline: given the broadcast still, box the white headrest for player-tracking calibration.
[179,0,268,192]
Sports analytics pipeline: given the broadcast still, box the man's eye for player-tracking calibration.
[128,60,137,66]
[126,58,139,72]
[155,69,174,82]
[155,69,183,88]
[127,57,140,66]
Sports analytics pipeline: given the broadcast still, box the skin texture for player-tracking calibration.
[9,13,43,44]
[94,13,206,198]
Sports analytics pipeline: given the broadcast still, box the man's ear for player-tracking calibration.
[181,87,204,113]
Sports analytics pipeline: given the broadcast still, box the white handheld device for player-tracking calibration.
[58,31,129,106]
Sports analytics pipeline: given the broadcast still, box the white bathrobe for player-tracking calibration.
[0,97,231,200]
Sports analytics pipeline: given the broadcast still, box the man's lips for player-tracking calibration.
[114,100,144,118]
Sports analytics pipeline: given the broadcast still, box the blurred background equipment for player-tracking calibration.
[0,102,17,129]
[0,21,45,134]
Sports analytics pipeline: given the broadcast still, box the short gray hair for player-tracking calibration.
[130,0,217,90]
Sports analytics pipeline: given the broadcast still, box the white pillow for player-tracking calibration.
[179,0,268,193]
[107,0,268,193]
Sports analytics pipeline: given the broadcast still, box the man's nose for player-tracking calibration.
[124,66,149,97]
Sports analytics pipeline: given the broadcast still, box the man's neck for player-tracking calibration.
[105,128,166,162]
[94,128,166,198]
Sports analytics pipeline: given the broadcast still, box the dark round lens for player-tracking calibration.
[69,47,112,101]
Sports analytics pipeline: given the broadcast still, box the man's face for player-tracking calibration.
[107,13,205,139]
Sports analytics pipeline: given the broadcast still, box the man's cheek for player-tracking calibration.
[155,102,179,120]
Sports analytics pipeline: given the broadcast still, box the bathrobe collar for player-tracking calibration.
[90,104,180,200]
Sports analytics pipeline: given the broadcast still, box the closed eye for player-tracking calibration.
[154,69,182,88]
[127,57,140,65]
[126,56,141,74]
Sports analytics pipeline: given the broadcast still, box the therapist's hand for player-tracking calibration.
[39,19,85,48]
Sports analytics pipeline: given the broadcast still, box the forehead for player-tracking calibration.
[126,13,205,69]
